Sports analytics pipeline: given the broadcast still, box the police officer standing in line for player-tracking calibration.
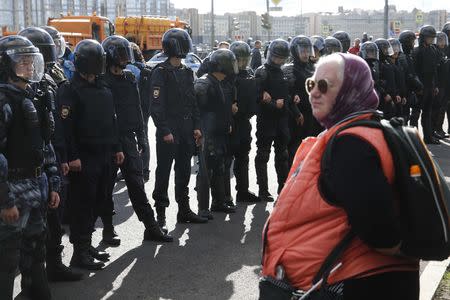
[228,41,260,203]
[18,27,83,282]
[324,36,343,55]
[398,30,424,123]
[433,32,449,139]
[57,39,124,270]
[101,35,173,243]
[309,35,326,63]
[0,35,60,300]
[360,41,383,102]
[150,28,208,230]
[375,38,398,119]
[195,49,238,219]
[388,38,408,118]
[40,26,68,86]
[283,35,320,167]
[127,42,152,181]
[412,25,441,144]
[254,39,290,202]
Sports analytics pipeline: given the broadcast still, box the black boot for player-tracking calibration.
[177,200,208,223]
[46,245,83,282]
[256,151,273,202]
[89,246,110,262]
[155,206,168,234]
[198,209,214,220]
[143,217,173,242]
[236,190,261,202]
[70,242,105,270]
[259,190,275,202]
[101,215,121,246]
[210,175,236,213]
[21,263,52,300]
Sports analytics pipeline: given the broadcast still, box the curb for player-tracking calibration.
[420,258,450,300]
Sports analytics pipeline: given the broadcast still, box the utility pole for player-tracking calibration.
[266,0,271,41]
[384,0,389,38]
[211,0,215,49]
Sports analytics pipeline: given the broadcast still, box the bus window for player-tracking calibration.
[92,23,100,42]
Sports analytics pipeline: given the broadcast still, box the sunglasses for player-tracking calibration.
[305,78,329,95]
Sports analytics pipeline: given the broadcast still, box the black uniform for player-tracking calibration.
[411,44,440,142]
[196,74,233,213]
[397,51,423,122]
[255,64,290,198]
[103,69,161,230]
[227,68,258,200]
[150,60,206,223]
[434,46,449,134]
[378,58,398,119]
[57,72,119,265]
[283,61,321,166]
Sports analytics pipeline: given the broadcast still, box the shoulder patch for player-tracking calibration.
[61,105,70,119]
[153,87,160,99]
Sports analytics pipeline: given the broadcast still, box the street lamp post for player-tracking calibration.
[266,0,271,40]
[211,0,215,49]
[384,0,389,38]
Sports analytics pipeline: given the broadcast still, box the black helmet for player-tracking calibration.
[162,28,192,58]
[374,38,394,59]
[18,27,56,65]
[399,30,416,53]
[289,35,314,63]
[324,36,343,55]
[209,48,238,76]
[362,32,369,43]
[332,31,351,52]
[266,39,289,68]
[230,41,251,71]
[101,35,134,68]
[310,35,326,56]
[40,25,66,59]
[74,39,106,75]
[360,41,379,60]
[387,38,403,55]
[420,25,437,38]
[436,31,449,48]
[443,22,450,37]
[0,35,44,83]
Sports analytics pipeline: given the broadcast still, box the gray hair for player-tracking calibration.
[314,53,345,82]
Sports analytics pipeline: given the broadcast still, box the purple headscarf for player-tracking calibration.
[319,53,379,129]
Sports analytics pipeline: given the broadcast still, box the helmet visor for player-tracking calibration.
[115,45,135,65]
[361,47,379,60]
[10,52,44,82]
[437,35,449,48]
[389,42,403,54]
[293,44,315,62]
[54,36,66,58]
[267,51,287,67]
[326,44,342,55]
[236,56,250,71]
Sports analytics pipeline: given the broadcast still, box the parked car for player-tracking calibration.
[146,52,203,75]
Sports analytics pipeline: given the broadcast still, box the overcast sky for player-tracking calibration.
[171,0,450,15]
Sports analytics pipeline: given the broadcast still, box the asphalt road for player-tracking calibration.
[13,119,450,300]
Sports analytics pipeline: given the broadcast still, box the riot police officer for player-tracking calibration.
[150,28,207,229]
[310,35,326,63]
[412,25,441,144]
[388,38,408,118]
[18,27,83,282]
[196,49,238,218]
[433,32,449,138]
[127,42,152,181]
[398,30,424,123]
[40,26,67,86]
[360,42,381,95]
[332,31,351,53]
[374,38,397,119]
[254,39,290,202]
[57,39,124,270]
[324,36,343,55]
[282,35,321,167]
[101,35,173,244]
[0,35,60,300]
[227,41,260,203]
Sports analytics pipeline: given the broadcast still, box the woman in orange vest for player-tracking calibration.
[260,53,419,300]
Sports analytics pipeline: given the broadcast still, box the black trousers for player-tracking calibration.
[410,87,435,140]
[68,146,112,244]
[141,115,150,178]
[152,135,194,208]
[105,134,155,222]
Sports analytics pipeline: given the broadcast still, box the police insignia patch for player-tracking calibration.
[153,87,160,99]
[61,106,70,119]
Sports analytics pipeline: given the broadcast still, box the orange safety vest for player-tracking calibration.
[261,114,418,290]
